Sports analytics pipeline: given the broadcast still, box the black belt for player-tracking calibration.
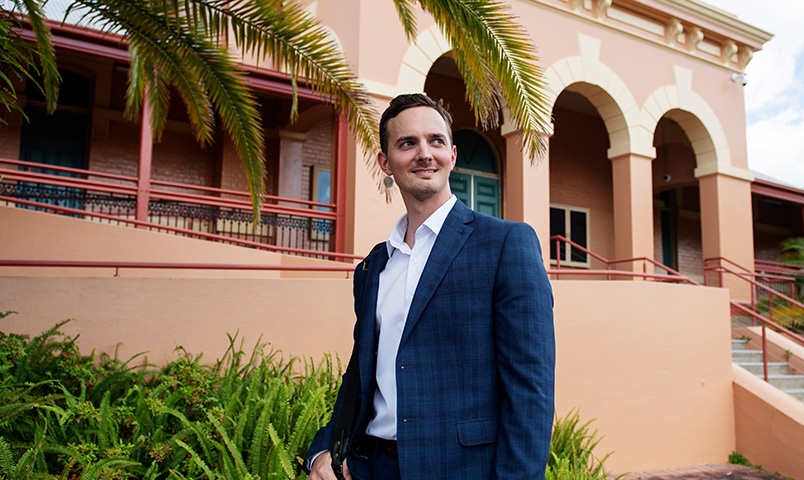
[363,436,398,458]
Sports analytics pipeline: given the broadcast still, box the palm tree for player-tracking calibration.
[1,0,550,216]
[781,238,804,266]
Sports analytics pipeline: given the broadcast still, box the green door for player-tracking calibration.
[19,70,91,211]
[450,129,500,217]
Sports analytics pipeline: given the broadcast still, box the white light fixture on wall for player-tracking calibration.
[731,72,748,86]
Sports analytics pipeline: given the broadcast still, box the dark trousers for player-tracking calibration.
[348,437,401,480]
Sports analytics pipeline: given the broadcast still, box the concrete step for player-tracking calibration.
[786,389,804,402]
[732,350,763,363]
[731,316,754,328]
[731,339,750,350]
[765,375,804,391]
[737,362,790,376]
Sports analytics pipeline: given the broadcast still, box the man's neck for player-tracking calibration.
[402,193,452,247]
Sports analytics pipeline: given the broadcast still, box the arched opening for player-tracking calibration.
[652,115,702,280]
[549,87,612,267]
[424,55,505,217]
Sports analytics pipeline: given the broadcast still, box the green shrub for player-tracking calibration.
[0,318,339,479]
[1,317,615,479]
[548,408,619,480]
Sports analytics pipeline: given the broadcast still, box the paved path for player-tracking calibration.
[615,464,790,479]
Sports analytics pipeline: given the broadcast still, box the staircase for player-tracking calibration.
[731,338,804,402]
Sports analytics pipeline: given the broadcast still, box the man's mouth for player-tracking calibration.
[413,168,437,177]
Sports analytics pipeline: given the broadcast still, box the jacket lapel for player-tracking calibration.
[400,201,473,345]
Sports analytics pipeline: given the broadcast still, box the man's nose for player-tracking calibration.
[417,143,433,160]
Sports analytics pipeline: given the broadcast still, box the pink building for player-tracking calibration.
[2,0,803,476]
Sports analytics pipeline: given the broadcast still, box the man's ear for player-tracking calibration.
[450,145,457,169]
[378,151,392,176]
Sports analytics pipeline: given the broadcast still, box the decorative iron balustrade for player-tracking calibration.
[0,181,335,255]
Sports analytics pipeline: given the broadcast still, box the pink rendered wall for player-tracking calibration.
[0,206,352,279]
[554,281,735,473]
[0,207,737,473]
[0,274,735,473]
[732,366,804,479]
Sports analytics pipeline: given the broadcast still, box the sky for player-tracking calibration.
[701,0,804,189]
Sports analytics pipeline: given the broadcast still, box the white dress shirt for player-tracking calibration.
[365,195,457,440]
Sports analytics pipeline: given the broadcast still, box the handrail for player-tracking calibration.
[1,158,336,219]
[705,256,798,285]
[0,259,355,278]
[549,235,701,285]
[1,197,363,261]
[731,301,804,382]
[704,263,804,339]
[550,236,804,387]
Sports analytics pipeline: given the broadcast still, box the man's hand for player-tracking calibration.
[308,451,352,480]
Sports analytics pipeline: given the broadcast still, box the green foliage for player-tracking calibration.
[1,319,612,479]
[0,321,338,479]
[781,238,804,267]
[548,408,618,480]
[729,451,751,466]
[2,0,551,210]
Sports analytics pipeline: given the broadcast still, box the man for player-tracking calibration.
[306,93,555,480]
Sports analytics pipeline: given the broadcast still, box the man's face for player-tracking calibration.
[378,106,457,205]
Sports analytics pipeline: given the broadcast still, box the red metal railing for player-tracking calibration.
[704,257,804,326]
[551,235,804,383]
[0,158,360,261]
[0,259,355,278]
[549,235,695,284]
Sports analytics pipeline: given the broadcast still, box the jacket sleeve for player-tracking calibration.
[492,223,556,479]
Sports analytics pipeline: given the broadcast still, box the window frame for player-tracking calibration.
[549,203,591,268]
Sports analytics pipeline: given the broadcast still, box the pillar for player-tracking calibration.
[503,125,552,265]
[136,99,153,225]
[277,130,306,205]
[610,153,655,275]
[698,171,755,301]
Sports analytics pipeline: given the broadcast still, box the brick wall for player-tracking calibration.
[549,104,615,260]
[300,117,334,202]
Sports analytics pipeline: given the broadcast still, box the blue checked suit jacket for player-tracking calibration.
[307,200,555,479]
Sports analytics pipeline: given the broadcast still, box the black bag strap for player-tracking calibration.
[330,242,384,479]
[330,349,359,480]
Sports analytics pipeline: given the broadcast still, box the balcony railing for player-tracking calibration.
[0,158,355,261]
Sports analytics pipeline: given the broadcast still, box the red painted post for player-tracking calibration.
[136,98,154,225]
[333,115,348,256]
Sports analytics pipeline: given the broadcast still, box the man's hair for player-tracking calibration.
[379,93,453,154]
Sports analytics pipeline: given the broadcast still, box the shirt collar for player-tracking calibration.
[386,195,457,256]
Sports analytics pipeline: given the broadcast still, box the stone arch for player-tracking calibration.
[396,25,452,92]
[543,33,648,159]
[641,66,749,180]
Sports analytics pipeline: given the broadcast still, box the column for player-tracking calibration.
[610,153,655,275]
[136,100,154,225]
[698,172,755,301]
[277,130,306,205]
[503,126,552,265]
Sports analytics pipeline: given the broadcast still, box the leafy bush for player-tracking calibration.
[548,408,619,479]
[0,317,339,479]
[1,315,617,479]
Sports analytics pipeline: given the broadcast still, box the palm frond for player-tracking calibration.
[174,0,382,179]
[13,0,60,113]
[420,0,551,161]
[72,0,266,217]
[392,0,419,41]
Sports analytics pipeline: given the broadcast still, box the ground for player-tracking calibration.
[616,465,790,479]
